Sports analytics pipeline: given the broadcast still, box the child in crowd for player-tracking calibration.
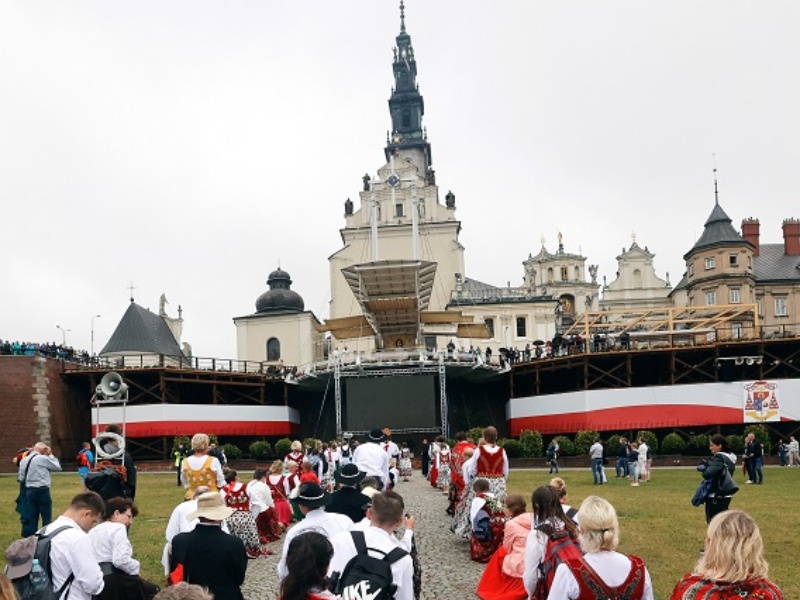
[476,494,531,600]
[469,478,506,563]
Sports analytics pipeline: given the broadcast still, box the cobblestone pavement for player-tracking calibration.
[242,473,484,599]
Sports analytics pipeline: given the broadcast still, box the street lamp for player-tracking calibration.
[91,315,101,356]
[55,325,71,346]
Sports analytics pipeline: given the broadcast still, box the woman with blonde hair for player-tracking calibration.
[284,440,305,467]
[549,477,578,523]
[670,510,783,599]
[181,433,225,500]
[548,495,654,599]
[266,460,293,527]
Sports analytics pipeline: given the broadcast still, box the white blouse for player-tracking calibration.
[87,521,139,575]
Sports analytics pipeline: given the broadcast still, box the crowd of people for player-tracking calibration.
[0,338,96,364]
[6,428,786,600]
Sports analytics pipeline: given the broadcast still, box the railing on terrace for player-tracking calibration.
[61,354,295,376]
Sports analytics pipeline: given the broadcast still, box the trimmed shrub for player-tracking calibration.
[635,430,658,453]
[726,434,745,455]
[685,434,709,456]
[222,443,242,460]
[661,433,686,455]
[303,438,317,450]
[519,430,543,458]
[574,430,599,456]
[467,427,485,444]
[274,438,292,459]
[208,434,219,446]
[500,438,523,458]
[249,441,272,461]
[555,436,576,456]
[606,434,621,452]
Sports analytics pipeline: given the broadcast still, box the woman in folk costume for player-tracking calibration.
[399,442,413,481]
[476,494,531,600]
[246,468,284,545]
[221,469,268,558]
[455,427,508,538]
[436,442,451,494]
[451,446,475,530]
[181,433,225,500]
[429,435,442,488]
[468,478,507,563]
[284,440,305,467]
[266,460,293,527]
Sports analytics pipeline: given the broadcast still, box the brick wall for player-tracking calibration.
[0,356,90,474]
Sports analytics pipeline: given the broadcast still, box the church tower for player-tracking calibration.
[328,3,465,343]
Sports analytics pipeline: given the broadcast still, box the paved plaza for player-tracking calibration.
[242,472,484,599]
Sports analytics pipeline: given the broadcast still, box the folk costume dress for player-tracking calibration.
[284,451,305,467]
[399,448,413,479]
[670,574,783,600]
[469,492,506,563]
[429,444,440,488]
[476,512,531,600]
[549,551,654,600]
[436,447,451,491]
[266,474,293,527]
[221,481,268,558]
[454,444,508,538]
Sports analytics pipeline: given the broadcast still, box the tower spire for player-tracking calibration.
[384,1,432,171]
[712,154,719,206]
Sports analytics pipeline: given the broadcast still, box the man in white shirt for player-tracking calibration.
[381,429,401,462]
[276,482,352,580]
[352,429,390,489]
[589,438,605,485]
[41,492,105,600]
[329,491,414,600]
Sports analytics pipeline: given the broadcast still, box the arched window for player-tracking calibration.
[574,266,580,281]
[633,269,642,288]
[267,337,281,361]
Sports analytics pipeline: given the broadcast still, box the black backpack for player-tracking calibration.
[7,526,75,600]
[332,531,408,600]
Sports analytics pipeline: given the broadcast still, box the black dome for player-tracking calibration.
[255,268,305,313]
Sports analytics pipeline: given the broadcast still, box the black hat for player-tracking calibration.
[295,482,332,508]
[335,463,366,485]
[368,428,385,442]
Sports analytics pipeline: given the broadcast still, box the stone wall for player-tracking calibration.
[0,356,89,473]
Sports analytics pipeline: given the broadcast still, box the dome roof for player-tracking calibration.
[255,268,305,313]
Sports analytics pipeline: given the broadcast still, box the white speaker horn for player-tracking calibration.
[99,372,128,399]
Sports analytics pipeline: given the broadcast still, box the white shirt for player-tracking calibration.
[382,441,400,458]
[522,518,565,597]
[548,550,654,600]
[350,520,414,552]
[246,479,274,516]
[589,442,604,460]
[329,526,414,600]
[87,521,139,575]
[788,439,799,452]
[180,454,225,489]
[277,508,353,580]
[637,443,649,467]
[352,442,390,488]
[43,516,104,600]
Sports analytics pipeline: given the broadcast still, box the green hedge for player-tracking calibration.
[661,433,686,455]
[249,441,272,461]
[274,438,293,459]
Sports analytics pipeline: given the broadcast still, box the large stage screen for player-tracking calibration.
[345,375,438,431]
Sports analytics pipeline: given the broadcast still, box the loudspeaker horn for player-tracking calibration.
[99,372,128,399]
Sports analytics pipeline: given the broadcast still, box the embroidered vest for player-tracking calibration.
[222,482,250,511]
[565,555,646,600]
[477,447,505,477]
[183,456,218,499]
[267,475,287,502]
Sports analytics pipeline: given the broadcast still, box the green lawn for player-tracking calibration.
[2,469,797,599]
[507,467,798,599]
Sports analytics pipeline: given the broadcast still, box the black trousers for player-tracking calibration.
[705,496,731,524]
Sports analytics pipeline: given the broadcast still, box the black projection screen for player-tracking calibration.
[344,375,438,430]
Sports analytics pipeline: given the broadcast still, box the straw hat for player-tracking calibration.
[186,492,235,521]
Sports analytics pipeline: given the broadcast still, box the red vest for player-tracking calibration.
[222,482,250,511]
[477,446,506,477]
[564,555,646,600]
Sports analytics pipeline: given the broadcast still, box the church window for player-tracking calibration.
[547,268,554,284]
[574,266,580,281]
[402,109,411,129]
[633,269,642,289]
[729,254,739,267]
[704,257,715,270]
[267,337,281,361]
[516,317,527,337]
[560,266,568,281]
[729,288,741,304]
[395,203,404,217]
[705,290,716,306]
[484,318,495,337]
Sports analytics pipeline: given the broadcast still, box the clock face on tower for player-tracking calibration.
[386,174,400,187]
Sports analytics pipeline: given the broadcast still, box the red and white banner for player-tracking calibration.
[506,379,800,436]
[92,404,300,438]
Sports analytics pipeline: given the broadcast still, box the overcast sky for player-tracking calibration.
[2,2,799,359]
